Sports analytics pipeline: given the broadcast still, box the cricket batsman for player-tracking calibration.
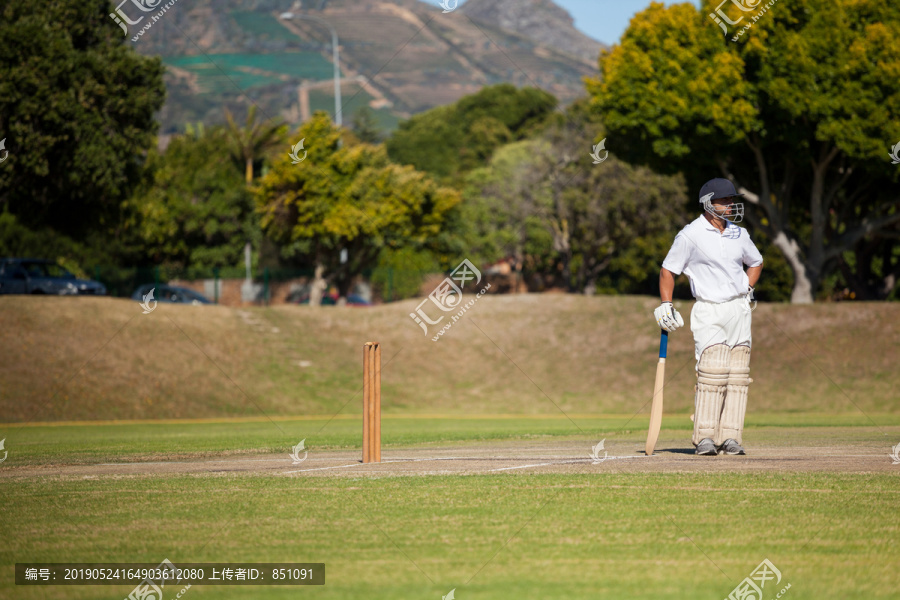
[653,178,764,456]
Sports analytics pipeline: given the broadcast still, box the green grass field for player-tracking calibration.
[2,297,898,599]
[2,473,895,599]
[163,52,339,94]
[308,87,401,131]
[1,416,898,599]
[228,11,302,42]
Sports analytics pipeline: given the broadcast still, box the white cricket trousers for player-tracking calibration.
[690,296,753,365]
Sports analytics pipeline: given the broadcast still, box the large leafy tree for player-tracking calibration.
[463,113,688,294]
[586,0,900,302]
[386,83,558,179]
[256,112,461,300]
[0,0,165,244]
[124,128,256,271]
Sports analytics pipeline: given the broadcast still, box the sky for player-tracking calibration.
[554,0,701,45]
[442,0,702,46]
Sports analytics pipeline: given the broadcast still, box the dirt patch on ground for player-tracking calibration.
[3,428,897,480]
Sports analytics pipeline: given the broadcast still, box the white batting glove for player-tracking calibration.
[744,286,757,312]
[654,302,684,332]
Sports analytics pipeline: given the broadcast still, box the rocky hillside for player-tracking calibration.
[129,0,604,134]
[462,0,603,65]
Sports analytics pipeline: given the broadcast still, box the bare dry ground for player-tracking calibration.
[3,427,896,480]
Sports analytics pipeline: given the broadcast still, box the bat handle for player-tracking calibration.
[659,330,668,360]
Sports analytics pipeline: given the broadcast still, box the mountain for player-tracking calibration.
[128,0,605,134]
[461,0,603,65]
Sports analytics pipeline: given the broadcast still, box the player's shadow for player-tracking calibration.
[654,448,695,454]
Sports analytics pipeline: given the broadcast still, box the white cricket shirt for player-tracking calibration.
[662,215,763,303]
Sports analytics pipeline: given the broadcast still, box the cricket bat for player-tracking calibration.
[645,330,668,456]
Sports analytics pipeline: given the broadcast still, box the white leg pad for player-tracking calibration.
[692,344,731,446]
[715,345,751,445]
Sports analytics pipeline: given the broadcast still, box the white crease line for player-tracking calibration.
[100,456,480,469]
[95,455,653,468]
[383,456,471,462]
[489,462,555,472]
[99,462,181,466]
[487,455,652,472]
[282,463,363,474]
[98,458,290,466]
[818,454,892,457]
[282,456,477,473]
[107,452,885,472]
[583,455,653,462]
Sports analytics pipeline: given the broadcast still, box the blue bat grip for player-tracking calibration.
[659,330,668,359]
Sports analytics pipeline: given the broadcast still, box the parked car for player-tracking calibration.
[288,287,371,306]
[0,258,106,295]
[131,284,213,305]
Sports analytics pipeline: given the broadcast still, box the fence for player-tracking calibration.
[88,264,530,306]
[89,265,456,306]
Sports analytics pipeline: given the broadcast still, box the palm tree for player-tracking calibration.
[224,106,287,185]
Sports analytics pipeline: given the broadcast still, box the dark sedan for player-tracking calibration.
[131,284,212,305]
[0,258,106,295]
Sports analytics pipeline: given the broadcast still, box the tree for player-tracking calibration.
[463,114,688,294]
[386,83,558,179]
[224,106,288,185]
[350,106,383,144]
[836,218,900,300]
[256,112,462,302]
[586,0,900,302]
[0,212,94,267]
[124,128,256,271]
[0,0,165,246]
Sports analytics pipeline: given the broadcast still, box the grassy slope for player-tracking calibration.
[1,295,898,423]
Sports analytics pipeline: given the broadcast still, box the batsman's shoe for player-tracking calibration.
[719,439,745,455]
[695,438,717,455]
